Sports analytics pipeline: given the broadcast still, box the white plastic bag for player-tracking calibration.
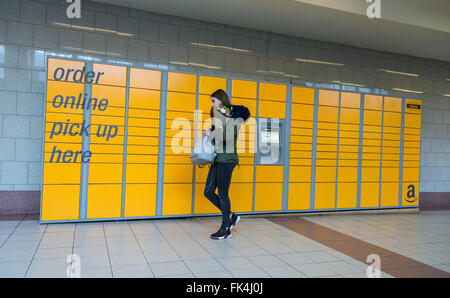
[190,133,217,167]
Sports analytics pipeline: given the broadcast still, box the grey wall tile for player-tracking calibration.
[198,30,215,45]
[206,50,224,70]
[95,12,117,35]
[169,44,188,63]
[29,116,43,139]
[0,19,5,42]
[150,12,171,24]
[33,25,59,49]
[71,9,95,29]
[83,32,106,55]
[216,32,233,48]
[28,161,42,184]
[31,70,46,93]
[224,53,241,73]
[188,47,207,66]
[0,45,19,68]
[107,3,129,17]
[20,0,46,25]
[250,38,266,56]
[17,92,43,116]
[106,35,128,58]
[118,16,139,38]
[128,8,149,20]
[149,41,169,64]
[6,21,33,46]
[15,138,41,161]
[5,68,32,92]
[179,27,198,46]
[59,29,83,51]
[241,55,258,74]
[0,138,15,161]
[3,115,30,138]
[159,23,178,44]
[0,0,20,21]
[127,39,148,61]
[1,161,28,184]
[46,4,68,27]
[138,20,159,41]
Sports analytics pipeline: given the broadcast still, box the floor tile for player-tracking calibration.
[261,265,306,278]
[112,264,154,278]
[184,258,226,274]
[150,261,191,277]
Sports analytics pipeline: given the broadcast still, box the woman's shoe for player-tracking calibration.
[229,212,240,230]
[210,225,231,240]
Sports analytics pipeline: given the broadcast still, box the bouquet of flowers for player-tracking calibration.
[217,104,233,117]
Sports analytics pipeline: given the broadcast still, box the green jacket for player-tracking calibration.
[207,109,240,165]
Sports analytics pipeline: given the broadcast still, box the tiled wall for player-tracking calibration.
[0,0,449,213]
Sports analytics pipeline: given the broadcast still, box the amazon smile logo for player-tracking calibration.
[405,184,417,203]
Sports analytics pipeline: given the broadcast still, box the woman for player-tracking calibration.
[203,89,240,240]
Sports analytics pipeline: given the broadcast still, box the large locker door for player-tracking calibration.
[87,64,127,219]
[314,90,339,210]
[41,58,86,221]
[288,87,315,210]
[162,72,197,215]
[124,68,161,217]
[402,99,422,206]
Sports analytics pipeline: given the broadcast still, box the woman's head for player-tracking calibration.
[210,89,231,118]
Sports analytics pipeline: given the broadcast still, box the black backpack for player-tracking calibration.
[231,105,250,122]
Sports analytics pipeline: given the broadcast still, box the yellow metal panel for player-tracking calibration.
[194,182,221,214]
[231,97,257,116]
[126,164,158,183]
[362,160,379,167]
[318,90,339,106]
[199,76,227,95]
[168,72,197,93]
[259,82,287,101]
[125,145,159,155]
[290,135,313,143]
[403,167,419,181]
[362,152,380,160]
[127,136,159,146]
[380,182,398,207]
[404,147,420,155]
[292,87,315,104]
[256,165,283,182]
[404,128,420,135]
[317,136,337,145]
[162,183,192,215]
[318,122,339,130]
[254,183,283,211]
[92,85,126,108]
[128,89,160,110]
[316,144,337,152]
[41,185,80,221]
[291,103,314,121]
[291,120,314,129]
[291,127,313,136]
[87,184,122,219]
[44,143,82,154]
[405,99,422,114]
[339,145,358,153]
[340,123,359,132]
[364,110,382,126]
[317,130,338,138]
[316,159,337,166]
[45,113,84,125]
[90,115,125,126]
[88,164,123,184]
[360,182,379,207]
[130,68,161,90]
[126,155,158,164]
[290,143,313,151]
[167,92,196,112]
[339,131,359,138]
[341,92,360,108]
[403,161,420,167]
[46,82,85,114]
[381,167,399,182]
[289,151,312,159]
[230,165,254,183]
[232,80,257,99]
[382,160,400,167]
[93,63,127,86]
[128,117,159,128]
[316,151,337,159]
[361,167,380,182]
[314,182,335,209]
[338,160,358,167]
[229,183,254,212]
[316,167,336,182]
[384,97,402,112]
[127,126,159,136]
[89,153,123,163]
[91,106,125,117]
[259,99,286,119]
[402,182,419,205]
[339,138,359,146]
[318,106,339,122]
[289,159,312,166]
[289,166,311,182]
[43,163,81,184]
[364,95,382,110]
[404,113,421,129]
[382,153,400,161]
[363,125,381,133]
[363,147,381,154]
[47,58,86,81]
[336,183,357,208]
[383,133,400,141]
[124,184,157,217]
[404,134,420,141]
[340,108,360,124]
[45,132,82,144]
[383,112,401,127]
[363,138,381,146]
[164,164,193,183]
[288,183,310,210]
[338,167,358,182]
[339,152,359,160]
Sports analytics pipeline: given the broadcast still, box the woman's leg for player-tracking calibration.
[203,163,221,211]
[216,162,236,228]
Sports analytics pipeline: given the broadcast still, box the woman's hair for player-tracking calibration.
[210,89,231,130]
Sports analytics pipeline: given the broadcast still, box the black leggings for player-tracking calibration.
[203,162,237,228]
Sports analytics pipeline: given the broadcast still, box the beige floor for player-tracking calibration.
[0,210,449,278]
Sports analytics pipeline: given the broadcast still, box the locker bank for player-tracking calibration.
[40,57,422,223]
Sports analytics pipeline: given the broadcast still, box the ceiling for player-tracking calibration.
[94,0,450,62]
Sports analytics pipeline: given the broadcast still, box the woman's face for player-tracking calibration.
[211,96,222,110]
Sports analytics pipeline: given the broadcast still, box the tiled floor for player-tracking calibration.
[0,210,449,278]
